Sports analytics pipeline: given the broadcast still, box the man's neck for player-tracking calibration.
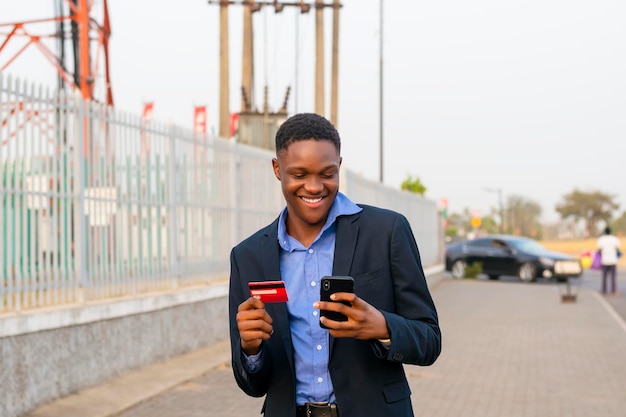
[286,219,326,248]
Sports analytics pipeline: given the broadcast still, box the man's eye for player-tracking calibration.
[293,174,306,179]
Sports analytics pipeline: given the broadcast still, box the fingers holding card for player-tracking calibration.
[248,280,288,303]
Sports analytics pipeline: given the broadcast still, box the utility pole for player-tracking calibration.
[483,187,505,233]
[379,0,384,183]
[241,2,258,112]
[219,2,230,138]
[329,0,340,126]
[209,1,342,136]
[315,2,325,115]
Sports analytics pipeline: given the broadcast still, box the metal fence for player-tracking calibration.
[0,75,440,314]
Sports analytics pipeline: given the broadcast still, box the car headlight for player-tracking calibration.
[539,257,555,267]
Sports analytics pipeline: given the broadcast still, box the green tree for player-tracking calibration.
[480,215,499,234]
[555,189,619,236]
[611,210,626,236]
[444,210,498,237]
[400,175,427,196]
[444,224,459,239]
[505,195,543,239]
[444,211,470,239]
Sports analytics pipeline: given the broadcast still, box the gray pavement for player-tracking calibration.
[24,272,626,417]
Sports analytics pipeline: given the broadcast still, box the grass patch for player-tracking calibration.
[541,238,626,270]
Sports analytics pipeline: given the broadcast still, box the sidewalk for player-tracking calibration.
[24,270,626,417]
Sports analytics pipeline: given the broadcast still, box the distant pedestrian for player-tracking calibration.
[596,226,622,295]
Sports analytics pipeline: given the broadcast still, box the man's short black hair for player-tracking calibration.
[605,226,612,235]
[275,113,341,154]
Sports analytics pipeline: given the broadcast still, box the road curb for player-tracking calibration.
[24,340,231,417]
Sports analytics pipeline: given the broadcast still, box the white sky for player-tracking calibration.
[2,0,626,222]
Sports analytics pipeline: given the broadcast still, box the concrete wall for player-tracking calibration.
[0,283,229,417]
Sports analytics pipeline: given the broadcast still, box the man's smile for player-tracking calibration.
[300,196,325,204]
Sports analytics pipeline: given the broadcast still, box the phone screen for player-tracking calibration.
[319,275,354,328]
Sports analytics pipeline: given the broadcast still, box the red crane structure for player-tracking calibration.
[0,0,114,106]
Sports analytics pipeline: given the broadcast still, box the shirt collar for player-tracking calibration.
[277,192,362,251]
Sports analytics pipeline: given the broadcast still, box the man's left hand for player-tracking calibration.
[314,293,389,340]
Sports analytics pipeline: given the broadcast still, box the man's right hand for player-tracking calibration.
[237,297,274,355]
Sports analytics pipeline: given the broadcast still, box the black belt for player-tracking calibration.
[296,402,339,417]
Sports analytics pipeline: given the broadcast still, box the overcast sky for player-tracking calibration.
[3,0,626,222]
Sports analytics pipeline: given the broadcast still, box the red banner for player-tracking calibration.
[141,102,154,155]
[230,113,239,137]
[194,106,207,134]
[143,102,154,118]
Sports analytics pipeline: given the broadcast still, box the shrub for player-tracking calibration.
[464,262,483,279]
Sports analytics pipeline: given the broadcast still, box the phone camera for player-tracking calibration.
[323,280,331,290]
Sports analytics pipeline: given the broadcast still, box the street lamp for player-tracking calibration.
[483,187,504,233]
[379,0,384,183]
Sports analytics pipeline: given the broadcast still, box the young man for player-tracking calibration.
[597,226,622,295]
[229,113,441,417]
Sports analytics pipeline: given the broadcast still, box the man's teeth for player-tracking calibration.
[302,197,323,204]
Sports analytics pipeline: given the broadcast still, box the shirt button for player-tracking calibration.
[308,249,314,254]
[311,281,316,287]
[316,345,322,351]
[317,377,323,383]
[313,311,318,316]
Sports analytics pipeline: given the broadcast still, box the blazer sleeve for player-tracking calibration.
[378,213,441,366]
[229,246,272,397]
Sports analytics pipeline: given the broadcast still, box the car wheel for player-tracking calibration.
[488,274,500,280]
[451,260,466,279]
[518,263,537,283]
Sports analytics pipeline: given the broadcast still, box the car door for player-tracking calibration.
[463,238,495,272]
[485,239,517,275]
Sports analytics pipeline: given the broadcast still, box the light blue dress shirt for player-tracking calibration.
[277,192,361,405]
[243,192,361,405]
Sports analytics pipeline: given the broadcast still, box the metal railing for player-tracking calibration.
[1,75,440,314]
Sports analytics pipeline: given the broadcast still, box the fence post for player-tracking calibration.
[229,140,240,247]
[167,123,179,287]
[74,93,88,303]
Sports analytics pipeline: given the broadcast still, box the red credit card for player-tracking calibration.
[248,280,288,303]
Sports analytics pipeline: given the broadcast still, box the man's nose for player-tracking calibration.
[304,176,323,192]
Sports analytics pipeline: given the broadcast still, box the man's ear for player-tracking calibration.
[272,158,281,180]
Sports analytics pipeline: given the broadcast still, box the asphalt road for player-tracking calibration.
[460,268,626,322]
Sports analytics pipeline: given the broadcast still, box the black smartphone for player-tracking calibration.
[319,275,354,328]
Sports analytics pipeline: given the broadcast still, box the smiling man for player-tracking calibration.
[228,113,441,417]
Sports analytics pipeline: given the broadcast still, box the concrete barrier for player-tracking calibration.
[0,283,229,417]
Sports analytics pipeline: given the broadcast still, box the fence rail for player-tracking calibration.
[1,75,441,314]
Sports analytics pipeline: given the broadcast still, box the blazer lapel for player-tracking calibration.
[330,211,360,353]
[260,219,295,372]
[332,211,360,276]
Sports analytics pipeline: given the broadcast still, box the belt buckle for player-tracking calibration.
[304,402,336,417]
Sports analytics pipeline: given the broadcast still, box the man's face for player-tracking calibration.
[272,139,341,235]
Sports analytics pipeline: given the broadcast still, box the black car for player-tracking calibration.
[445,235,583,282]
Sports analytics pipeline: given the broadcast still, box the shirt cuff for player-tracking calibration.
[242,348,263,373]
[371,339,391,358]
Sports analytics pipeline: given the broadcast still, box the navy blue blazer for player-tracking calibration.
[229,205,441,417]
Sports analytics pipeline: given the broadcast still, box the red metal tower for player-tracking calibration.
[0,0,114,106]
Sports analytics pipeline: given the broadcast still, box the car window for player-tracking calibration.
[467,238,493,247]
[508,239,547,254]
[492,240,508,248]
